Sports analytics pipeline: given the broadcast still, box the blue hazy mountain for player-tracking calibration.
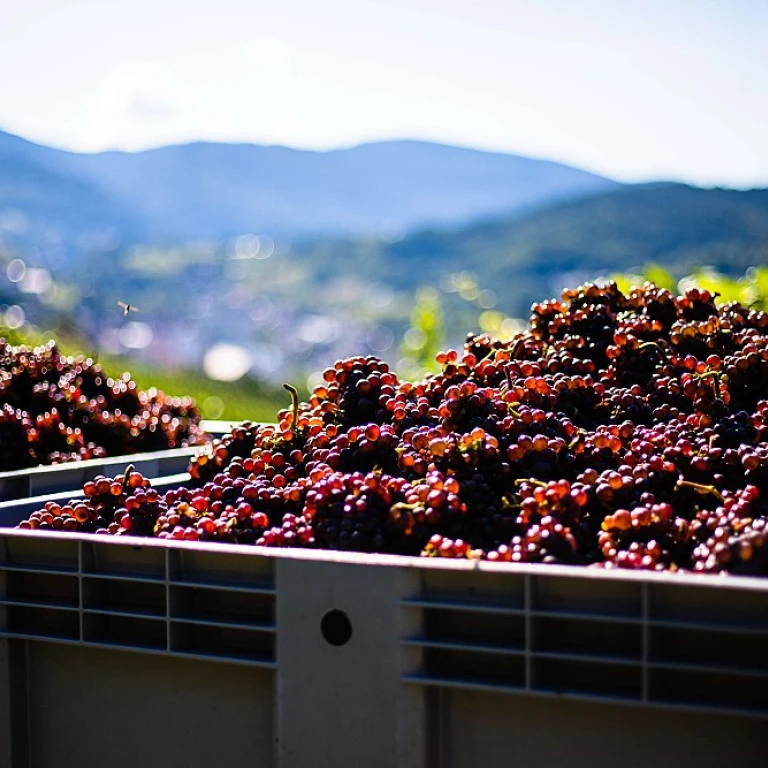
[0,128,619,244]
[287,182,768,318]
[0,132,143,249]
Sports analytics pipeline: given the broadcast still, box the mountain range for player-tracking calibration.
[2,126,768,381]
[0,128,618,247]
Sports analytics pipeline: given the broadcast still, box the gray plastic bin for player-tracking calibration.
[0,420,233,503]
[0,473,192,528]
[0,522,767,767]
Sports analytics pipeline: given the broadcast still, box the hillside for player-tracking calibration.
[0,129,618,244]
[3,174,768,384]
[0,145,139,251]
[290,183,768,317]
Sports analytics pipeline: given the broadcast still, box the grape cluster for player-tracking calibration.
[18,467,149,533]
[18,281,768,577]
[0,338,204,469]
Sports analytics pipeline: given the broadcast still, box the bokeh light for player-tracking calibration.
[298,314,338,345]
[500,317,527,338]
[203,343,252,381]
[366,324,394,352]
[19,267,52,295]
[202,395,225,419]
[3,305,26,329]
[119,321,154,349]
[477,289,497,309]
[402,327,427,350]
[234,234,260,259]
[6,259,26,283]
[249,296,276,326]
[256,235,275,259]
[306,370,325,393]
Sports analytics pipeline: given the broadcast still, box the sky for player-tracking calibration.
[0,0,766,187]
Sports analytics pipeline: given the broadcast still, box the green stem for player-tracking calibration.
[514,478,547,488]
[477,346,496,363]
[695,370,721,398]
[390,502,422,513]
[676,480,725,503]
[282,383,300,433]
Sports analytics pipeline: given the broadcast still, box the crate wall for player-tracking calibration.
[0,419,232,503]
[0,529,766,767]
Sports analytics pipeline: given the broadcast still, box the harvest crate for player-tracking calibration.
[0,473,191,528]
[0,522,766,767]
[0,420,233,503]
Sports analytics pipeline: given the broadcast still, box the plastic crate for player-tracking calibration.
[0,523,767,767]
[0,473,191,527]
[0,419,233,503]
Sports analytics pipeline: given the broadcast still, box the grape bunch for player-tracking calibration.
[0,338,205,469]
[18,466,148,533]
[18,280,768,578]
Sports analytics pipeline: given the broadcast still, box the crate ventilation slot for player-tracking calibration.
[401,574,768,719]
[0,539,277,668]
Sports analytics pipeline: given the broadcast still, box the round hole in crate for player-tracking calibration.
[321,609,352,646]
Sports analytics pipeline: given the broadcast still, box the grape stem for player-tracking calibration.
[122,464,135,490]
[514,478,547,488]
[510,337,526,360]
[503,396,521,418]
[695,370,722,398]
[501,338,527,388]
[282,383,300,433]
[676,480,725,503]
[391,502,422,512]
[476,346,497,363]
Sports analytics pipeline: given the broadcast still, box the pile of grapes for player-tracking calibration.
[18,281,768,576]
[0,339,204,469]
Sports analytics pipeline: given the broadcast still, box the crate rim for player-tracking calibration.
[0,473,191,516]
[0,446,201,483]
[0,419,241,484]
[1,526,766,593]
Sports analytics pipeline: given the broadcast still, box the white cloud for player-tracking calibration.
[125,91,178,121]
[82,63,194,147]
[1,0,765,184]
[240,37,292,70]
